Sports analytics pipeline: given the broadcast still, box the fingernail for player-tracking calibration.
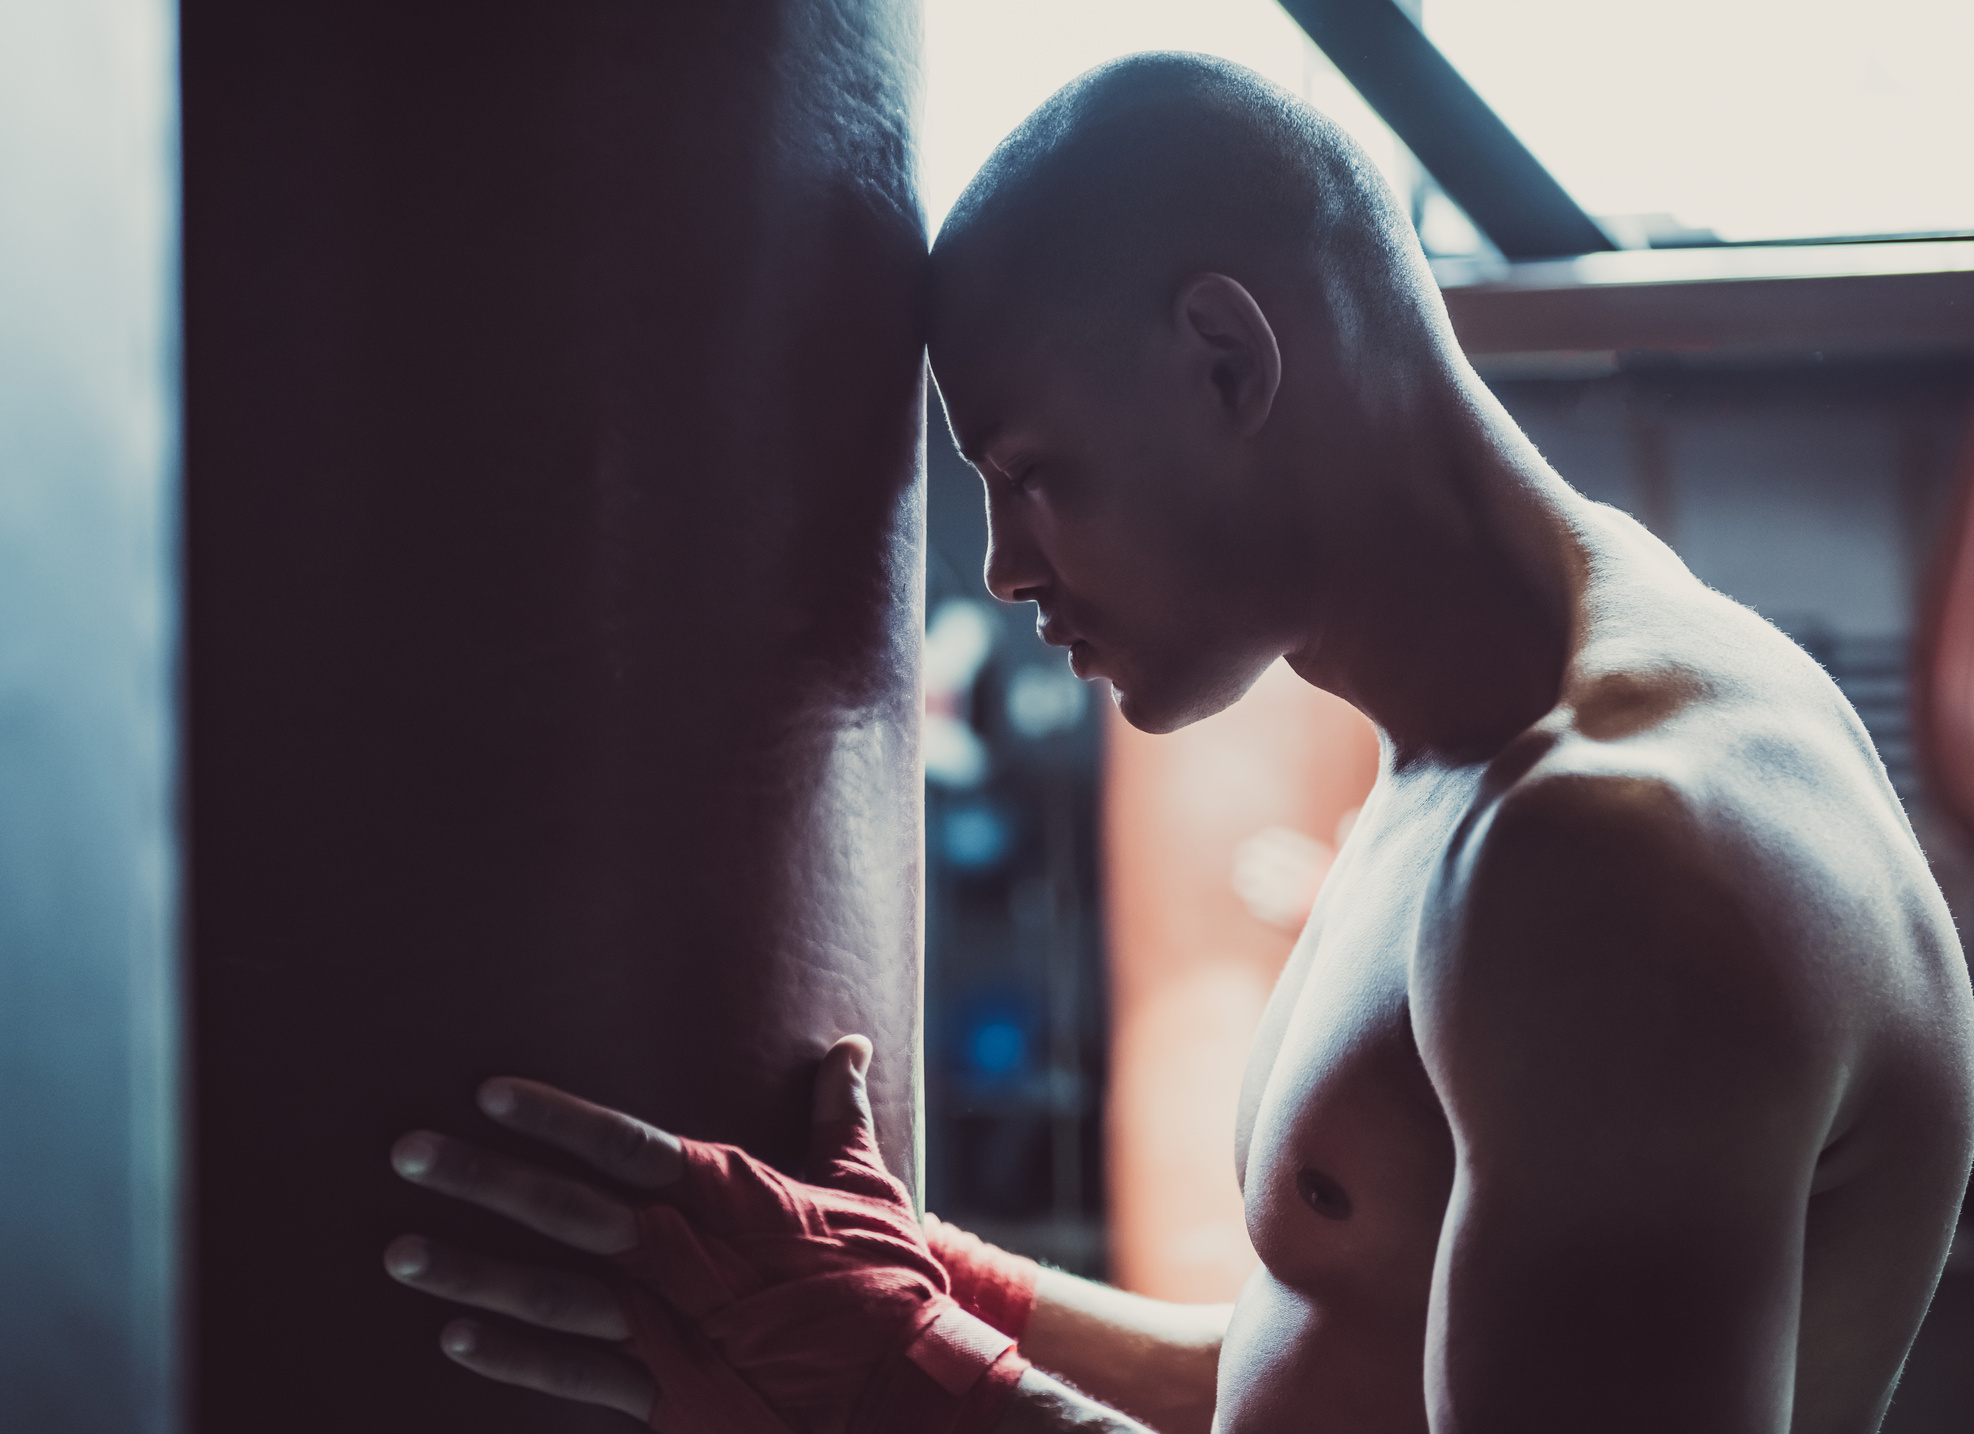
[392,1133,438,1179]
[478,1080,516,1118]
[442,1321,478,1357]
[848,1036,873,1075]
[385,1236,429,1279]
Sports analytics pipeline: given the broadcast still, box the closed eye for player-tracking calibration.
[982,447,1044,497]
[1003,459,1044,495]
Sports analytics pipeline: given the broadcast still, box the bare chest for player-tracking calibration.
[1240,829,1456,1283]
[1218,809,1461,1432]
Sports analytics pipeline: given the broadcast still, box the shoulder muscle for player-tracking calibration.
[1417,770,1839,1190]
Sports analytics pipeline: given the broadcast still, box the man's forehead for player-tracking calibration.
[937,377,1008,468]
[930,328,1038,465]
[929,239,1064,377]
[936,316,1119,471]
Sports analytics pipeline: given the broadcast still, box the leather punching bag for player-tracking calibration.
[182,4,926,1430]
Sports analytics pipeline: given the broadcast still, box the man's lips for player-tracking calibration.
[1039,616,1100,679]
[1037,616,1076,648]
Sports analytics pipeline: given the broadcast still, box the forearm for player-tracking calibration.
[992,1367,1161,1434]
[1019,1268,1229,1434]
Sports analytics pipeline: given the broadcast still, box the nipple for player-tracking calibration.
[1296,1166,1352,1221]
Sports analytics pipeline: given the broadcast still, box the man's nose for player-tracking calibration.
[982,502,1049,605]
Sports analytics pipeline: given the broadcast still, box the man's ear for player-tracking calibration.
[1174,272,1282,439]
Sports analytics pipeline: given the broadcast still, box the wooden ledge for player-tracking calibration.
[1438,240,1974,365]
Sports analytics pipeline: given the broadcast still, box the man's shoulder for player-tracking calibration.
[1417,628,1953,1055]
[1437,757,1767,967]
[1445,722,1901,965]
[1412,751,1846,1120]
[1470,596,1912,919]
[1553,557,1893,830]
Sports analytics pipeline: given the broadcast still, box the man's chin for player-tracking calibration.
[1108,656,1275,736]
[1109,677,1231,737]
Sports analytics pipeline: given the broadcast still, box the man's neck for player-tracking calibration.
[1282,373,1586,767]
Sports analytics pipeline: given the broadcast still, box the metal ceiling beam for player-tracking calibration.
[1278,0,1615,260]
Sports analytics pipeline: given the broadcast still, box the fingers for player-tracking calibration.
[391,1131,637,1255]
[808,1035,904,1196]
[477,1078,685,1192]
[384,1235,629,1340]
[439,1317,654,1423]
[810,1034,874,1128]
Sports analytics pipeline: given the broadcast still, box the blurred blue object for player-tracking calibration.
[1005,663,1089,740]
[970,1017,1029,1076]
[955,992,1037,1083]
[941,802,1013,870]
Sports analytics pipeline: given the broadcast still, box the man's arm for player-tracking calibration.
[1019,1268,1229,1434]
[995,1368,1160,1434]
[1416,774,1841,1434]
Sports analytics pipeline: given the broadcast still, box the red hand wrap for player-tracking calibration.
[922,1213,1041,1342]
[613,1118,1029,1434]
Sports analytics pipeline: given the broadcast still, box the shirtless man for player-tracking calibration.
[382,55,1974,1433]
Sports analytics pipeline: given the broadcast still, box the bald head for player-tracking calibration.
[925,55,1474,735]
[930,52,1450,370]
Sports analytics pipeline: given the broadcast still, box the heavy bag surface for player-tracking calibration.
[183,3,926,1428]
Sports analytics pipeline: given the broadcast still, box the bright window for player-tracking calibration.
[921,0,1422,239]
[924,0,1973,253]
[1422,0,1973,246]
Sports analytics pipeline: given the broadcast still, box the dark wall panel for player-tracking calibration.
[182,3,925,1428]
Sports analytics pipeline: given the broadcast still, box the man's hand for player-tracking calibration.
[384,1050,705,1419]
[385,1038,1174,1434]
[384,1036,876,1422]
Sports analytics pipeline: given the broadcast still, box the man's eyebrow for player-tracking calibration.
[956,422,1002,468]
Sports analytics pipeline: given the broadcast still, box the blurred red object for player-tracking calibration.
[1919,420,1974,841]
[1102,661,1379,1302]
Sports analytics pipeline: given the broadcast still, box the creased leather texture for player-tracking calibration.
[614,1121,1027,1434]
[184,1,926,1429]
